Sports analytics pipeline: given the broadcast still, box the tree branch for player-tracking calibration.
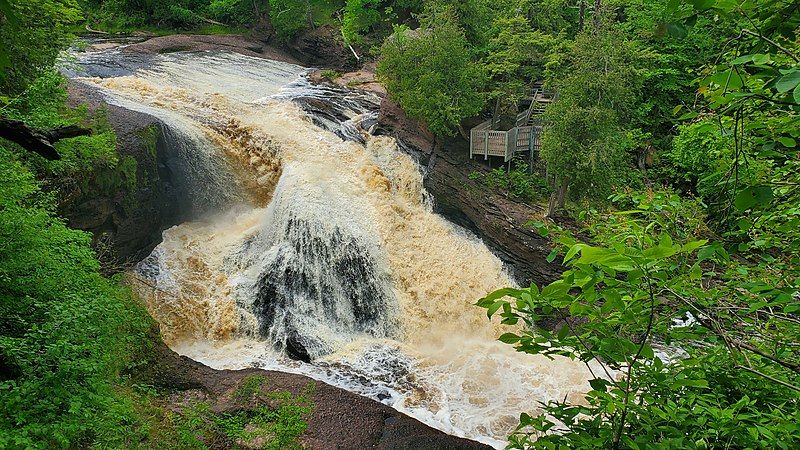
[0,118,92,160]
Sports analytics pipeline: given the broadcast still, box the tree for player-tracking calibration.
[377,5,486,136]
[482,15,563,129]
[540,18,641,215]
[0,0,81,95]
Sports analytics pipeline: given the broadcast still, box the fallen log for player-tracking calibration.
[0,118,93,160]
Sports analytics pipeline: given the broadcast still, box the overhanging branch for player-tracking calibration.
[0,118,93,160]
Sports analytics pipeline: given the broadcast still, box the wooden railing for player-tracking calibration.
[470,122,516,161]
[469,84,555,163]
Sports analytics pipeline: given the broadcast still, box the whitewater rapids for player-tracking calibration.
[69,48,594,448]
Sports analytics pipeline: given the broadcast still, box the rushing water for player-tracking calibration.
[67,44,595,448]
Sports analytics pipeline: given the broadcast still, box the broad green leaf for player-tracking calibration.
[731,54,753,65]
[541,280,570,299]
[563,243,586,263]
[479,288,522,304]
[776,71,800,93]
[643,245,678,259]
[487,300,505,318]
[589,378,610,392]
[682,240,708,253]
[546,248,558,263]
[498,333,520,344]
[778,136,796,148]
[794,84,800,104]
[734,186,773,211]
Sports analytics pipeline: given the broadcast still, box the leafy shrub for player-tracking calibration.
[476,159,550,203]
[377,5,485,136]
[207,0,262,26]
[0,148,153,448]
[342,0,382,44]
[269,0,310,42]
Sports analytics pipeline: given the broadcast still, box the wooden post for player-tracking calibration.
[484,131,488,160]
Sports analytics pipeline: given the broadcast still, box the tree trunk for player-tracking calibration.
[0,118,92,160]
[593,0,602,29]
[579,0,585,32]
[305,0,314,29]
[546,176,569,217]
[491,97,501,129]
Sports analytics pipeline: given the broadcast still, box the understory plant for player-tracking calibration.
[478,192,800,449]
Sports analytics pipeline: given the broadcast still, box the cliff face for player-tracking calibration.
[64,80,181,266]
[375,98,564,286]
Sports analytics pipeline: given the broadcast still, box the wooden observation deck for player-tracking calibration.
[469,83,556,163]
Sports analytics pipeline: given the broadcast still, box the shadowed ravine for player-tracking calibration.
[67,46,595,448]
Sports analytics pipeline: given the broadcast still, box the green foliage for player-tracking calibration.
[269,0,311,42]
[377,5,486,136]
[83,0,207,29]
[0,0,81,95]
[479,189,800,449]
[319,69,342,82]
[342,0,382,44]
[207,0,265,26]
[168,382,314,449]
[540,19,642,206]
[474,159,550,203]
[0,147,154,448]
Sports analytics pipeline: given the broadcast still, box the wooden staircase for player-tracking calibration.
[470,81,557,163]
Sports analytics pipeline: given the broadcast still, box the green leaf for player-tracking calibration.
[563,243,586,264]
[546,248,558,263]
[734,186,774,211]
[498,333,520,344]
[589,378,610,392]
[794,84,800,104]
[776,71,800,93]
[777,137,796,148]
[682,240,708,253]
[697,246,716,262]
[541,280,570,299]
[479,288,521,304]
[731,54,753,65]
[643,245,678,259]
[487,300,505,318]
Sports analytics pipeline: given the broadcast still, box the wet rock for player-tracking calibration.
[285,330,312,363]
[287,25,357,71]
[63,81,182,267]
[122,34,301,65]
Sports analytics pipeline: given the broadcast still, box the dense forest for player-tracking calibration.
[1,0,799,448]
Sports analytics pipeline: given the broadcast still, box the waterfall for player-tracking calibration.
[69,48,595,448]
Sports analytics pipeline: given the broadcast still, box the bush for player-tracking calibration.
[0,148,153,448]
[377,5,485,136]
[476,159,550,203]
[207,0,263,26]
[269,0,310,42]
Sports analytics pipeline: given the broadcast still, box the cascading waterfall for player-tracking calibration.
[68,47,596,448]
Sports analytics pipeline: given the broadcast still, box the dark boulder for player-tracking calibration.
[285,330,313,363]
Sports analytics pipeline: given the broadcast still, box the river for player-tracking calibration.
[65,43,593,448]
